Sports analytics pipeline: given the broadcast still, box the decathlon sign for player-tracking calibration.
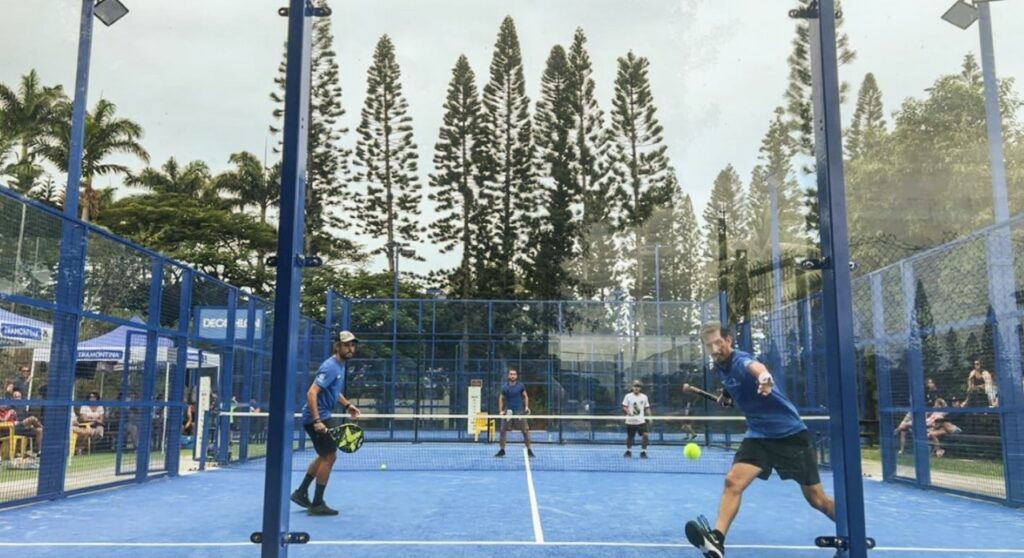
[196,308,265,340]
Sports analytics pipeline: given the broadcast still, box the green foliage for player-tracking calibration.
[353,34,423,273]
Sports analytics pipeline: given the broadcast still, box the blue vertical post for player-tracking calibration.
[166,268,192,478]
[901,263,930,485]
[807,0,868,554]
[391,250,400,420]
[135,259,164,480]
[654,244,662,378]
[217,290,237,464]
[870,273,896,480]
[239,296,257,463]
[260,0,314,554]
[37,0,96,500]
[342,297,351,331]
[325,289,335,357]
[717,291,728,326]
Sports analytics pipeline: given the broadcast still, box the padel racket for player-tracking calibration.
[328,422,364,453]
[683,383,733,408]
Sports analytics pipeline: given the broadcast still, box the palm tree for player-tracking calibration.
[127,157,214,199]
[0,70,67,193]
[213,151,280,224]
[39,98,149,221]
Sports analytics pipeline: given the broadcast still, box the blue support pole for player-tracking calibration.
[807,1,868,554]
[37,0,96,501]
[217,290,237,464]
[717,291,728,326]
[325,289,335,357]
[870,273,896,480]
[901,263,930,486]
[135,259,164,481]
[260,0,314,554]
[391,250,400,422]
[165,268,193,478]
[239,296,257,463]
[342,297,351,331]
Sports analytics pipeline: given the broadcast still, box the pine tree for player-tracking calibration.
[353,34,422,273]
[479,16,534,299]
[428,55,489,301]
[603,51,674,303]
[846,73,886,160]
[784,0,856,235]
[566,28,610,298]
[744,107,804,306]
[526,45,580,300]
[700,165,746,298]
[268,2,353,259]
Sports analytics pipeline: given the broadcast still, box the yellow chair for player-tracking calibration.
[0,422,29,460]
[474,413,495,441]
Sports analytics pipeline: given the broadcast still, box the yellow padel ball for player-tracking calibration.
[684,442,701,461]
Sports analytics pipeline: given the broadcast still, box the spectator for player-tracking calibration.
[926,398,961,458]
[0,389,43,457]
[79,391,106,441]
[966,360,997,407]
[7,364,31,398]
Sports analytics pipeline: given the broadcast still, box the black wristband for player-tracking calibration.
[343,403,351,410]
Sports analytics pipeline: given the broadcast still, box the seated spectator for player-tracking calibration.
[79,391,106,442]
[0,389,43,457]
[926,398,961,458]
[70,409,92,455]
[894,377,942,454]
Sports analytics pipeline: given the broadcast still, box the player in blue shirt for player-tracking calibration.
[291,330,362,516]
[686,323,835,558]
[494,367,535,458]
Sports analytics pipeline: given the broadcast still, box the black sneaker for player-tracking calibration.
[290,490,312,509]
[640,451,648,459]
[624,450,632,458]
[308,502,339,516]
[494,449,506,458]
[527,449,536,458]
[685,515,724,558]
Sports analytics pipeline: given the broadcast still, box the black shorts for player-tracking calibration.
[303,422,338,458]
[626,423,648,437]
[734,430,820,486]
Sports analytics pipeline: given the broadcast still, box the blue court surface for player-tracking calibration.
[1,448,1022,558]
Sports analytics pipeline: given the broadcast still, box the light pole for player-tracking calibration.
[425,287,443,371]
[941,0,1008,222]
[388,241,416,419]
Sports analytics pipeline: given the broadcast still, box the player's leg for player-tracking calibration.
[685,462,761,558]
[716,462,762,534]
[640,424,649,457]
[800,483,835,521]
[625,425,635,456]
[495,419,510,457]
[522,421,535,457]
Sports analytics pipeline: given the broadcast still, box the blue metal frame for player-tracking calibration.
[808,0,868,554]
[217,289,237,464]
[259,0,314,555]
[238,296,258,463]
[135,258,163,480]
[165,268,193,478]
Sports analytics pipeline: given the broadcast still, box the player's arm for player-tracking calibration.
[498,392,505,415]
[337,394,360,418]
[745,360,774,396]
[307,383,327,433]
[522,388,530,413]
[622,396,629,415]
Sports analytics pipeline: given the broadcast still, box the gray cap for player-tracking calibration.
[632,380,643,387]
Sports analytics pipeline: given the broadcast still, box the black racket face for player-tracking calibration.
[334,423,364,453]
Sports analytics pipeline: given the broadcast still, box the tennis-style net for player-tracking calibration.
[212,412,830,474]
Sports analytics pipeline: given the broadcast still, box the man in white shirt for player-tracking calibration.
[622,380,651,458]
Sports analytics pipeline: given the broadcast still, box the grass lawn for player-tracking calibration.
[861,447,1004,479]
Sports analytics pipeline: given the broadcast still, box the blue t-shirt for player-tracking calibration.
[301,356,347,424]
[502,382,526,413]
[715,349,805,438]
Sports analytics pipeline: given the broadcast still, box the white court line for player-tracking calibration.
[1,540,1024,553]
[523,447,544,543]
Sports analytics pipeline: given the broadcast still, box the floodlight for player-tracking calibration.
[94,0,129,27]
[941,0,978,30]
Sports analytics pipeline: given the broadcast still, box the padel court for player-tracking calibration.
[2,445,1022,558]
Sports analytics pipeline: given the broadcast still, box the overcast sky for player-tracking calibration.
[3,0,1023,277]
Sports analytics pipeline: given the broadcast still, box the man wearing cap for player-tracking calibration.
[622,380,652,458]
[291,330,361,516]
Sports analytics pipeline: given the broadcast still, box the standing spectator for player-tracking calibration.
[6,364,31,398]
[966,360,997,407]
